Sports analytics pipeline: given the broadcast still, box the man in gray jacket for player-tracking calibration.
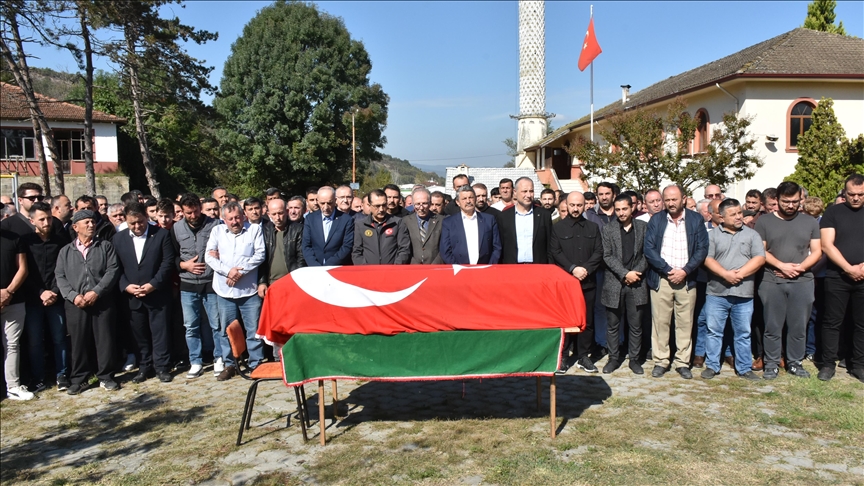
[172,194,222,379]
[601,194,649,375]
[352,189,411,265]
[403,188,444,264]
[55,210,121,394]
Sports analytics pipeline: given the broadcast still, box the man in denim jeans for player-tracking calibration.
[173,194,222,379]
[701,199,765,380]
[206,202,266,380]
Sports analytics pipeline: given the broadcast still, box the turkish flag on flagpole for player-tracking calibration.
[578,18,602,71]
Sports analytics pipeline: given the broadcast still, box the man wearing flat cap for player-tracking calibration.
[56,210,121,394]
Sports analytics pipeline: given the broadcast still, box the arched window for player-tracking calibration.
[693,109,709,154]
[788,99,816,150]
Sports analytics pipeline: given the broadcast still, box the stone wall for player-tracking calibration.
[1,174,129,203]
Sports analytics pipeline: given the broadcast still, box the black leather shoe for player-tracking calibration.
[676,367,693,380]
[651,365,667,378]
[602,360,620,374]
[157,371,173,383]
[629,361,644,375]
[132,369,154,384]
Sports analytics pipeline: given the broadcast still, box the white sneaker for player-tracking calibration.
[186,364,203,379]
[213,357,224,376]
[7,386,35,401]
[123,353,137,372]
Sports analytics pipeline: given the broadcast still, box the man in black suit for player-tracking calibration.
[550,191,604,373]
[499,177,552,264]
[404,188,445,264]
[444,174,469,216]
[114,203,176,383]
[301,186,354,266]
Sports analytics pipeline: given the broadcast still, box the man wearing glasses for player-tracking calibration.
[3,183,54,239]
[403,188,444,264]
[754,181,821,380]
[703,184,725,201]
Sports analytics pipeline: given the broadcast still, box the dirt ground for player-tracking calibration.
[1,356,862,485]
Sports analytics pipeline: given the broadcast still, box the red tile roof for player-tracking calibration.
[0,82,126,123]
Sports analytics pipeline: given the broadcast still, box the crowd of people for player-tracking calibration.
[1,171,862,401]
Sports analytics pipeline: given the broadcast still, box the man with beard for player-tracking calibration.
[600,195,648,375]
[430,191,446,216]
[472,183,501,219]
[305,187,320,215]
[586,181,619,357]
[644,185,708,379]
[22,202,72,391]
[201,198,220,220]
[173,194,223,379]
[384,184,410,218]
[818,174,864,382]
[755,182,821,380]
[701,199,765,381]
[540,189,556,211]
[551,192,603,373]
[353,190,411,265]
[51,195,74,233]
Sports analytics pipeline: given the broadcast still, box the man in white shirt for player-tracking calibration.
[205,202,266,380]
[440,185,501,265]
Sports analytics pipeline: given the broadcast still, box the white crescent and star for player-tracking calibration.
[291,265,489,308]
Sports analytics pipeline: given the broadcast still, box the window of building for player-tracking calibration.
[788,100,815,150]
[1,128,36,160]
[693,109,709,154]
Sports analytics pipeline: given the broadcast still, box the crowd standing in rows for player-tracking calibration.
[1,172,862,401]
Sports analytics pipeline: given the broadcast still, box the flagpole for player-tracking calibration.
[589,5,594,143]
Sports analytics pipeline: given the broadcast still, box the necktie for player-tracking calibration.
[323,216,332,243]
[419,219,428,242]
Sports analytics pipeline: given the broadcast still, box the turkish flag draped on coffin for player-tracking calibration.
[258,264,586,345]
[577,18,602,71]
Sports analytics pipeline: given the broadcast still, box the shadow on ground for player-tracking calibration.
[303,375,612,435]
[0,392,208,483]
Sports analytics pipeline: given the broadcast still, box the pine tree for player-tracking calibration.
[802,0,847,35]
[786,98,864,202]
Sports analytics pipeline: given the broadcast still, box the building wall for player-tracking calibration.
[740,79,864,200]
[562,78,864,200]
[1,174,129,202]
[0,120,121,176]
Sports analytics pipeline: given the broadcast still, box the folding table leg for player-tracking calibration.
[550,375,557,439]
[331,380,339,418]
[318,380,326,446]
[294,386,308,442]
[301,386,310,427]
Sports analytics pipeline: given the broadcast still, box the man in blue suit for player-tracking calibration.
[440,185,501,265]
[302,186,355,266]
[644,185,709,379]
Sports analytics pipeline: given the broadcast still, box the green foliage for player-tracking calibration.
[214,0,389,197]
[360,167,393,195]
[568,98,762,195]
[802,0,847,35]
[503,138,517,168]
[786,98,864,203]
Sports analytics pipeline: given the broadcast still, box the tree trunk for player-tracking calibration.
[79,5,96,196]
[125,27,160,198]
[0,14,65,195]
[30,120,51,195]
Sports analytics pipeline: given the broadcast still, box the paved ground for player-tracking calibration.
[1,357,862,485]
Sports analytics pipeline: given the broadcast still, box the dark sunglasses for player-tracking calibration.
[22,195,44,201]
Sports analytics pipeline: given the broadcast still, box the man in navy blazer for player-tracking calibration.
[113,203,176,383]
[643,185,709,379]
[301,186,355,266]
[440,185,501,265]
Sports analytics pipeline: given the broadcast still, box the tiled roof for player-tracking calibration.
[0,82,125,123]
[531,28,864,149]
[445,166,544,199]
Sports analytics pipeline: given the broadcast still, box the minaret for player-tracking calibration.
[514,0,549,168]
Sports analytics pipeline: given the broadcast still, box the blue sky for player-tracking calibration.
[25,1,864,171]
